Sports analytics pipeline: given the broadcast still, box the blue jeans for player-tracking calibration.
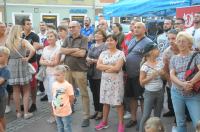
[55,115,72,132]
[171,88,200,132]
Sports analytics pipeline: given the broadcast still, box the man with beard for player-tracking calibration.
[174,18,185,32]
[157,18,173,55]
[81,17,94,49]
[186,12,200,51]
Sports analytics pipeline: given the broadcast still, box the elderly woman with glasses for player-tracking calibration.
[170,31,200,132]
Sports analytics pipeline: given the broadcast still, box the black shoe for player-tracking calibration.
[125,120,137,128]
[81,119,90,127]
[186,116,192,122]
[29,104,37,112]
[89,112,98,119]
[163,111,175,117]
[21,105,24,111]
[40,95,48,101]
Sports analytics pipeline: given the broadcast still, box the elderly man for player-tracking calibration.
[98,19,111,35]
[125,22,153,128]
[60,21,90,127]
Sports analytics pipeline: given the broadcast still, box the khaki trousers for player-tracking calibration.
[65,71,90,119]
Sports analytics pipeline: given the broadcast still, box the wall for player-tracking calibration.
[6,0,93,5]
[6,4,93,32]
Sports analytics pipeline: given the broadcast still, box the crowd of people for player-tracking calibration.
[0,11,200,132]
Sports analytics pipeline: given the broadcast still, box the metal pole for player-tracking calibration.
[3,0,7,24]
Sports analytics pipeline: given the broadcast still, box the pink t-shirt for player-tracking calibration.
[52,81,74,117]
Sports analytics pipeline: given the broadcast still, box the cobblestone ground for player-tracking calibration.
[5,90,194,132]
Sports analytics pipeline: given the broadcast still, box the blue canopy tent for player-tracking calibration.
[103,0,191,17]
[192,0,200,5]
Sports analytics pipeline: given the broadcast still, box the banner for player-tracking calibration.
[176,6,200,28]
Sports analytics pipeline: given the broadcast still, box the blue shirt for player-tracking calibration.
[126,36,153,77]
[0,66,10,96]
[81,26,94,49]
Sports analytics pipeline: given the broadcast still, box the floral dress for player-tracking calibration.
[99,50,125,105]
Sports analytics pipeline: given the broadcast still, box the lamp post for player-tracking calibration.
[3,0,7,23]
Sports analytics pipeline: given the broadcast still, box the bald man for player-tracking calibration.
[98,19,111,35]
[125,22,153,128]
[60,21,90,127]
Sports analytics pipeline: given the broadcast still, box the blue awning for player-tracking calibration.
[104,0,191,17]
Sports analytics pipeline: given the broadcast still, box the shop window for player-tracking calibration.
[71,16,85,27]
[42,15,58,27]
[13,13,32,25]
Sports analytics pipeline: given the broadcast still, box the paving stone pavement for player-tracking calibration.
[5,90,194,132]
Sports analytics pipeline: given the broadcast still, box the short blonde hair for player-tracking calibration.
[55,65,70,73]
[145,117,165,132]
[0,46,10,56]
[196,120,200,132]
[176,31,193,46]
[47,30,58,40]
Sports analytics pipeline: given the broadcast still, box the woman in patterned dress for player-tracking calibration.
[96,34,125,132]
[6,25,35,119]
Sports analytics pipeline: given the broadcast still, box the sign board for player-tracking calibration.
[69,9,87,14]
[176,6,200,28]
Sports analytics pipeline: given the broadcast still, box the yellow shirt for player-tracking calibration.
[52,81,74,117]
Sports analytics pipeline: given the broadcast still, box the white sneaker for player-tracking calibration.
[37,91,44,96]
[172,126,177,132]
[47,116,56,123]
[5,105,11,114]
[123,111,131,119]
[24,113,33,119]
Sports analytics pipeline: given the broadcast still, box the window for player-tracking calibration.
[12,13,32,25]
[42,15,57,27]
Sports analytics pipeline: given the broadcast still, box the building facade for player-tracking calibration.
[0,0,118,31]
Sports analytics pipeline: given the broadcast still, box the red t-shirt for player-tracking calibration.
[121,33,134,56]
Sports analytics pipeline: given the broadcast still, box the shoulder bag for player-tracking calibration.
[184,52,200,92]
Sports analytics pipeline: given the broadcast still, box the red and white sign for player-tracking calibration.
[176,6,200,28]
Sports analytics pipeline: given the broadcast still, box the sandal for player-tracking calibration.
[95,112,103,120]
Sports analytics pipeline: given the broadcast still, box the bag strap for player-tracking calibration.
[186,52,200,70]
[128,37,145,53]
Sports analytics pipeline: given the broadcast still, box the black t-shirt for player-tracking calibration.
[22,32,39,63]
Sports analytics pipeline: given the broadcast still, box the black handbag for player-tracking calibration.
[87,64,94,79]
